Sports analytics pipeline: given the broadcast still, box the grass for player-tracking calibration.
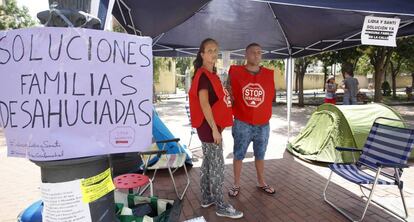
[383,94,412,103]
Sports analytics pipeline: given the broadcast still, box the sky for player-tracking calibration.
[16,0,49,21]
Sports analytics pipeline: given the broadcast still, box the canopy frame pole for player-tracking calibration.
[285,57,294,141]
[267,2,295,142]
[152,33,165,46]
[267,3,291,50]
[115,0,142,35]
[153,44,174,52]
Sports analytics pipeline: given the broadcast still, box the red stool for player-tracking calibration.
[113,173,153,196]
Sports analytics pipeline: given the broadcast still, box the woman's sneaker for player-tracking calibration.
[216,203,243,219]
[200,197,215,208]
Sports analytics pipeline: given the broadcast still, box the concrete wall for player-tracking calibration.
[273,68,285,91]
[391,75,412,88]
[154,58,176,94]
[273,70,413,91]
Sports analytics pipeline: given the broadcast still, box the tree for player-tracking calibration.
[315,52,336,90]
[388,38,414,98]
[175,57,192,90]
[262,59,284,71]
[176,57,192,76]
[295,57,313,107]
[355,54,373,77]
[388,52,401,98]
[0,0,36,30]
[335,47,364,70]
[365,46,393,102]
[409,62,414,89]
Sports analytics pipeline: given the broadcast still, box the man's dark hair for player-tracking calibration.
[246,42,261,51]
[341,62,354,77]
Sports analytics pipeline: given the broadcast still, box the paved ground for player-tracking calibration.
[0,99,413,221]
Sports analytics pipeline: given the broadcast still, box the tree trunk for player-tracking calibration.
[374,65,384,102]
[295,73,299,93]
[371,47,393,102]
[298,73,305,107]
[323,65,328,91]
[392,74,397,99]
[412,72,414,88]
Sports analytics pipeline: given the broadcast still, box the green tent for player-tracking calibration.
[287,103,412,163]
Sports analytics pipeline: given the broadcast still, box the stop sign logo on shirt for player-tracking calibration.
[242,83,265,107]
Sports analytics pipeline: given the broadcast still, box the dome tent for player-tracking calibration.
[287,103,410,163]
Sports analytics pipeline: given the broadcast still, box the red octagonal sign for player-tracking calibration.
[242,83,265,107]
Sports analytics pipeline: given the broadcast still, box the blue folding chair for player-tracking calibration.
[323,117,414,221]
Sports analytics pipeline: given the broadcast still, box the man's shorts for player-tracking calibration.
[232,119,270,160]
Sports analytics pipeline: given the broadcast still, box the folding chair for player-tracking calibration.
[323,117,414,222]
[140,138,190,200]
[185,104,197,149]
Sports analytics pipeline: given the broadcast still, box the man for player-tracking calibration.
[341,62,359,105]
[227,43,275,197]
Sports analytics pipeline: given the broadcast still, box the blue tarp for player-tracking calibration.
[152,111,192,165]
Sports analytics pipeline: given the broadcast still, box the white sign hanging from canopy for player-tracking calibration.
[361,16,400,47]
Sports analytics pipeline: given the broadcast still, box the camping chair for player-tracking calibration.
[140,138,190,200]
[323,117,414,221]
[185,104,197,148]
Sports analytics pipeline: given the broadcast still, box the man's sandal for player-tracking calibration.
[257,185,275,195]
[228,186,240,197]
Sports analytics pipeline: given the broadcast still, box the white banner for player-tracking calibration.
[0,27,153,160]
[361,16,400,47]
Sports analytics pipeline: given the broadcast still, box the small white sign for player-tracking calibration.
[361,16,400,47]
[41,180,91,222]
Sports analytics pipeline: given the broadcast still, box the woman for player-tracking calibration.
[324,75,337,104]
[188,38,243,219]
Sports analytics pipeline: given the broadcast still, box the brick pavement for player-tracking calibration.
[156,151,413,222]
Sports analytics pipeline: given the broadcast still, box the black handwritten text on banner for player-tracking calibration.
[0,27,153,160]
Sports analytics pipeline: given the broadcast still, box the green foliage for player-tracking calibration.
[176,57,192,76]
[262,59,284,72]
[315,51,336,68]
[335,47,364,68]
[364,46,393,68]
[175,57,191,89]
[393,37,414,74]
[295,56,315,107]
[112,23,126,33]
[0,0,36,30]
[355,54,373,76]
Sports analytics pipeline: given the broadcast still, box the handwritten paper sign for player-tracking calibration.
[361,16,400,47]
[0,27,153,160]
[41,179,92,222]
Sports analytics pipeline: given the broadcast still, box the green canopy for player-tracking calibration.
[287,103,411,163]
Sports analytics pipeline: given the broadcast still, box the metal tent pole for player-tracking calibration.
[285,57,294,141]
